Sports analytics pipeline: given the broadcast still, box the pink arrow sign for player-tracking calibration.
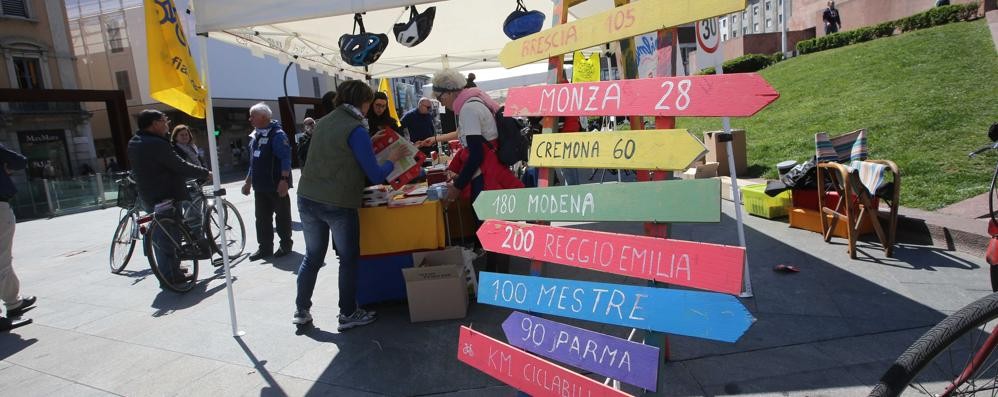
[457,326,631,397]
[477,220,745,295]
[504,73,779,117]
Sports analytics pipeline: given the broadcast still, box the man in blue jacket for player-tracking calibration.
[0,143,34,331]
[242,103,293,260]
[400,98,437,156]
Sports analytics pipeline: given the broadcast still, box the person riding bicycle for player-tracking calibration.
[128,109,210,290]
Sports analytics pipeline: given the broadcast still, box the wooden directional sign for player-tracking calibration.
[457,326,631,397]
[472,179,720,223]
[478,272,755,343]
[505,74,779,118]
[528,129,706,171]
[477,220,745,295]
[499,0,746,68]
[502,311,660,391]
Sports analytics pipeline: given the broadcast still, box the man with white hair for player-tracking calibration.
[401,97,437,156]
[242,103,294,260]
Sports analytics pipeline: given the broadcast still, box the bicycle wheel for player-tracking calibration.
[205,199,246,259]
[143,217,199,293]
[871,292,998,396]
[109,209,138,274]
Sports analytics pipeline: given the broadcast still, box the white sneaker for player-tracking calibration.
[337,308,376,331]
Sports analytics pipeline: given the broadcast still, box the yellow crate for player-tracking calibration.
[740,184,791,219]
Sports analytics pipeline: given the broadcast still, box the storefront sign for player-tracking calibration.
[504,74,778,117]
[472,179,720,223]
[527,129,705,170]
[499,0,746,68]
[478,272,754,342]
[501,311,660,391]
[477,220,744,295]
[457,326,631,397]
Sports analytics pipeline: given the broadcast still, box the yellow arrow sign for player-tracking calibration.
[500,0,746,68]
[529,129,706,170]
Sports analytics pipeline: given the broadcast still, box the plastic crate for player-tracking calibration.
[740,184,791,219]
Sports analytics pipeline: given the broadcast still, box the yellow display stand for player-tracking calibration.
[359,200,446,256]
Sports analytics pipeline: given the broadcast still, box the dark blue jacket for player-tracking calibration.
[247,121,292,192]
[0,144,27,200]
[401,108,435,144]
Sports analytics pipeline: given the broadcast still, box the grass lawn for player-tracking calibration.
[676,19,998,210]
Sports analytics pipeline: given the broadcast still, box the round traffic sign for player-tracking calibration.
[696,18,721,54]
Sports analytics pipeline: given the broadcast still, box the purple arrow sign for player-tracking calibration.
[501,311,660,391]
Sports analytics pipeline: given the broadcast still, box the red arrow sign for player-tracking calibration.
[504,73,778,117]
[457,326,631,397]
[477,220,745,295]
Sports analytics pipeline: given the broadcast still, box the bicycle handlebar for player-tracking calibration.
[969,142,998,158]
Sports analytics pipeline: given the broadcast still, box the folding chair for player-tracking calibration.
[815,129,901,258]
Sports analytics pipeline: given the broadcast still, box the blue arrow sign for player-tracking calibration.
[502,311,660,391]
[479,272,754,343]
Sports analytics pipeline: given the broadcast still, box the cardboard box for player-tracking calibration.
[680,162,720,180]
[405,247,469,322]
[704,129,747,177]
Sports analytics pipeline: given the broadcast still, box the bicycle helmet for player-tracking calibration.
[339,14,389,67]
[503,0,545,40]
[393,6,436,47]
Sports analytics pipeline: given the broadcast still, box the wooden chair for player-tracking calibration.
[815,130,901,258]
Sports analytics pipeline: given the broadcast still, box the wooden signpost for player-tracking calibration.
[472,179,720,223]
[478,272,755,343]
[457,326,631,397]
[502,311,661,391]
[527,129,706,171]
[498,0,747,68]
[477,220,745,295]
[504,74,779,118]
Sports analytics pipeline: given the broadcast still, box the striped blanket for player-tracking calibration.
[849,160,888,196]
[815,129,868,163]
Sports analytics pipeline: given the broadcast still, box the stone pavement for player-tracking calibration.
[0,172,988,396]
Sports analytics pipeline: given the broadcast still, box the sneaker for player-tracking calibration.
[293,309,312,325]
[249,249,272,261]
[274,245,293,258]
[6,296,36,317]
[337,308,376,331]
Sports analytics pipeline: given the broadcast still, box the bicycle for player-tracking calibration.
[109,175,247,278]
[870,124,998,396]
[109,172,142,274]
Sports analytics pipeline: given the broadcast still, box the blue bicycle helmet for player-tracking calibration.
[339,14,389,67]
[503,0,545,40]
[393,6,436,48]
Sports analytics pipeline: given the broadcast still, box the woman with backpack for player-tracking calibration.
[431,68,523,273]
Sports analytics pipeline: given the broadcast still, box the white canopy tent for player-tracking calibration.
[194,0,614,79]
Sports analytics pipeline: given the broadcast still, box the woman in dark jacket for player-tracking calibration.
[365,91,400,134]
[170,124,206,168]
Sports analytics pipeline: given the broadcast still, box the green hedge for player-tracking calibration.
[697,53,774,75]
[796,3,978,55]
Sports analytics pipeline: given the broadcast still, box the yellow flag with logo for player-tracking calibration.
[378,78,400,122]
[146,0,206,118]
[572,51,602,83]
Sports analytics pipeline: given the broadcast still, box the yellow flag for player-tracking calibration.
[146,0,206,118]
[378,78,400,122]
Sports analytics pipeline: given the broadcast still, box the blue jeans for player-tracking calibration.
[295,196,360,316]
[149,205,185,283]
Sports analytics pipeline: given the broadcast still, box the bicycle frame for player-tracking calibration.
[942,326,998,396]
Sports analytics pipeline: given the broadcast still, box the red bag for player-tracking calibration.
[447,139,524,199]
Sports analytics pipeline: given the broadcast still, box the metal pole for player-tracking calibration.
[43,179,55,215]
[96,173,105,207]
[781,0,789,57]
[714,61,753,298]
[193,0,242,337]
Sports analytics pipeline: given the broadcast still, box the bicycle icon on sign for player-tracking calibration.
[462,343,474,357]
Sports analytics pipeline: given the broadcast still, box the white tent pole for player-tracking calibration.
[714,59,753,298]
[192,0,243,336]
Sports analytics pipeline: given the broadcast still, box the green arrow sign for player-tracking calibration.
[473,180,720,223]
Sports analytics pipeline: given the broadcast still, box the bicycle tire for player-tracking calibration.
[143,217,199,293]
[871,292,998,396]
[109,208,138,274]
[205,199,246,259]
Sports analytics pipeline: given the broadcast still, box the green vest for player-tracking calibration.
[297,107,367,208]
